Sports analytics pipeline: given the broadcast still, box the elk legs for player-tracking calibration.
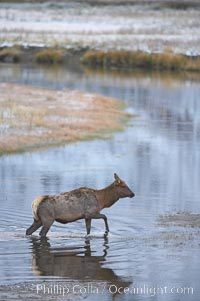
[39,218,54,237]
[85,218,91,235]
[86,213,109,236]
[26,220,42,235]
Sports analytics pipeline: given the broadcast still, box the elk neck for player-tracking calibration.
[94,182,119,209]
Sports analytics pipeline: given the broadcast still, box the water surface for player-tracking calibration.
[0,63,200,300]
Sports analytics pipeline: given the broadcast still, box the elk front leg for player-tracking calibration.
[91,213,109,236]
[85,218,91,236]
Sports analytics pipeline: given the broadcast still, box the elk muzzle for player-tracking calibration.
[129,191,135,198]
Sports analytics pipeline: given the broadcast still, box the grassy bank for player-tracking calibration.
[35,48,66,64]
[0,46,71,64]
[1,1,199,56]
[81,50,200,72]
[0,46,22,63]
[0,83,132,155]
[1,46,200,72]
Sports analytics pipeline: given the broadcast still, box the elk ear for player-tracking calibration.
[114,173,121,183]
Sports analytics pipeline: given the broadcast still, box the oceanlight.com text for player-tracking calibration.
[36,283,194,297]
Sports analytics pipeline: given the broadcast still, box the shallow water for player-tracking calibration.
[0,64,200,300]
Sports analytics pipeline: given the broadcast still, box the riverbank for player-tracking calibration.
[0,83,131,155]
[1,46,200,73]
[81,50,200,72]
[1,0,200,72]
[0,1,199,56]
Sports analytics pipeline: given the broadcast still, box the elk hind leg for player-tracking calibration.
[39,219,54,238]
[26,220,42,235]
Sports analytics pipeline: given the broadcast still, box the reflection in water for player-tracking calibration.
[30,237,131,296]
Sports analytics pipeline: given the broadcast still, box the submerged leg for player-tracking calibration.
[85,218,91,236]
[26,220,42,235]
[91,213,109,236]
[39,225,51,238]
[39,219,54,238]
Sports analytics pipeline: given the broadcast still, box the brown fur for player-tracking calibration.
[32,195,49,221]
[26,173,135,237]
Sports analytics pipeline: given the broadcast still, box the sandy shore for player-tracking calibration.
[0,83,131,155]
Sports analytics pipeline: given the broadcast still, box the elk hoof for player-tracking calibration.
[104,231,109,237]
[85,234,91,239]
[26,229,31,236]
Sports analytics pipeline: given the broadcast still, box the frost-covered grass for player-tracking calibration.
[0,1,200,55]
[0,83,131,155]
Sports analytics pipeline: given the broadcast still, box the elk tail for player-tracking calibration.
[31,195,48,221]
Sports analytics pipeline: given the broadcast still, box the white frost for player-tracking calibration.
[0,2,200,55]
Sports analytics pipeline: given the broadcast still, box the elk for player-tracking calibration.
[26,173,135,237]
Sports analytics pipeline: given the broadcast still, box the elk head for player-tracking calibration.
[114,173,135,199]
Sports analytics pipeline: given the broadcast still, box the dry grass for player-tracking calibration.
[35,48,65,64]
[81,50,200,72]
[0,46,22,63]
[185,56,200,72]
[1,2,200,56]
[0,83,131,155]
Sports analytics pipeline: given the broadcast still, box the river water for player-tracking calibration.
[0,63,200,300]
